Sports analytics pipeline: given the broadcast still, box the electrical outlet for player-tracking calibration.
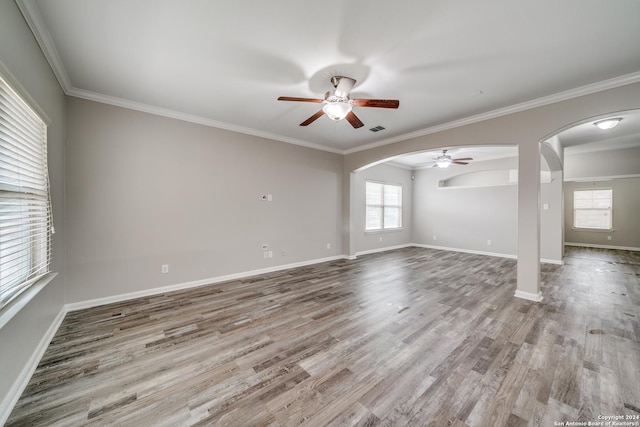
[268,251,273,258]
[487,240,492,246]
[433,235,437,240]
[263,251,268,259]
[161,264,169,274]
[326,243,331,250]
[281,249,286,256]
[607,235,612,241]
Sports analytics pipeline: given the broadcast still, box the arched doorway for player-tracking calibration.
[342,83,640,302]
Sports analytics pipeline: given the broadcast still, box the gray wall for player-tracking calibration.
[411,145,640,255]
[1,0,638,418]
[412,157,519,256]
[66,98,343,303]
[565,145,640,180]
[0,0,67,417]
[412,155,563,262]
[563,147,640,249]
[353,163,413,253]
[564,178,640,249]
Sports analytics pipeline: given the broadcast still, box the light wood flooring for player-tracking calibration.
[7,246,640,426]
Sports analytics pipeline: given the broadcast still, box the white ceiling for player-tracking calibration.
[17,0,640,163]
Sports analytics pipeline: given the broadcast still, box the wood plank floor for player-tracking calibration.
[7,246,640,426]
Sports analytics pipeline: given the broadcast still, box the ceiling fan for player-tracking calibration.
[433,150,473,168]
[277,76,399,128]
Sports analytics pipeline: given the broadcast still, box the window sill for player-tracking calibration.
[365,228,404,234]
[0,272,58,330]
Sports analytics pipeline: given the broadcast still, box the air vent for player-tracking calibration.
[369,125,386,132]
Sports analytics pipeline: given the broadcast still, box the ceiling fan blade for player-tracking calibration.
[345,111,364,129]
[351,99,400,109]
[452,161,469,165]
[452,157,473,161]
[278,96,323,103]
[300,110,325,126]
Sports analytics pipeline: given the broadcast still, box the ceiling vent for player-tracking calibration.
[369,125,386,132]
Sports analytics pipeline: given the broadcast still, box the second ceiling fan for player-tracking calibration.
[277,76,399,128]
[432,150,473,168]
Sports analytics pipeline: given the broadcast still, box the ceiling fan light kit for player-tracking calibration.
[278,75,399,128]
[322,99,352,121]
[594,118,622,130]
[433,150,474,168]
[436,159,451,168]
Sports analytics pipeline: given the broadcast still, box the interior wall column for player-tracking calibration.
[516,140,543,301]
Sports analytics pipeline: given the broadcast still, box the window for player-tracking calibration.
[0,74,52,311]
[573,189,612,230]
[366,181,402,231]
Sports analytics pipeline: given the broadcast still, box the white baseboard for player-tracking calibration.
[415,244,564,265]
[355,243,414,256]
[3,243,562,422]
[413,243,518,260]
[540,258,564,265]
[65,255,348,312]
[3,255,353,422]
[0,305,68,426]
[565,242,640,252]
[514,290,544,302]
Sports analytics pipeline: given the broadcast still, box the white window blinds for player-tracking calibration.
[366,181,402,231]
[0,75,52,310]
[573,189,612,230]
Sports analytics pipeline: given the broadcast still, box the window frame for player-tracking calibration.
[0,70,55,328]
[572,188,613,231]
[365,180,403,232]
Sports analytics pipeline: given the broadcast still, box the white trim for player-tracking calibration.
[65,88,344,155]
[0,273,58,330]
[73,71,640,157]
[514,290,544,302]
[0,60,51,125]
[413,243,517,260]
[344,71,640,155]
[565,174,640,182]
[2,255,349,421]
[66,255,348,312]
[541,258,564,266]
[15,0,71,92]
[565,242,640,252]
[2,243,561,422]
[414,244,563,265]
[15,0,640,156]
[355,244,413,256]
[0,304,67,426]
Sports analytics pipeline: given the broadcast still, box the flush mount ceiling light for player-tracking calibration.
[594,118,622,130]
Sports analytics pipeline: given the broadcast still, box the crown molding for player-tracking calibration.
[16,0,342,155]
[15,0,72,92]
[344,71,640,155]
[17,0,640,157]
[67,87,344,154]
